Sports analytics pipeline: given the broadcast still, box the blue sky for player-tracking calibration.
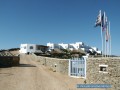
[0,0,120,55]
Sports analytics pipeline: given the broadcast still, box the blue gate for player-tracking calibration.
[69,57,86,78]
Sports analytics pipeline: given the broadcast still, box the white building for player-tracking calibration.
[91,47,98,51]
[69,42,84,50]
[59,43,68,49]
[47,42,101,55]
[91,47,101,55]
[47,43,60,51]
[20,44,48,54]
[96,51,102,55]
[47,42,84,51]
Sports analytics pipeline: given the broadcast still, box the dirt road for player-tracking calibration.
[0,55,103,90]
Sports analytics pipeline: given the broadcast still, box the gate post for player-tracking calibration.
[84,57,87,79]
[68,59,71,76]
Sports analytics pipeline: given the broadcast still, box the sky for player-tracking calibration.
[0,0,120,55]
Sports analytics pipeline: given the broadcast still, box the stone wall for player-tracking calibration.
[0,56,20,67]
[27,54,69,75]
[22,54,120,90]
[86,57,120,90]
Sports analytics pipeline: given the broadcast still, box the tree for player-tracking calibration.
[70,49,86,58]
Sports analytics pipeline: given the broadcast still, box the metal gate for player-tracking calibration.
[69,57,86,78]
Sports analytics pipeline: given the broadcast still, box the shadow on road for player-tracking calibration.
[18,64,36,67]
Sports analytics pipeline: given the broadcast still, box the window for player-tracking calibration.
[24,46,26,49]
[99,65,108,73]
[30,46,33,49]
[100,67,107,71]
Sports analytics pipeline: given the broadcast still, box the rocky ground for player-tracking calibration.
[0,55,103,90]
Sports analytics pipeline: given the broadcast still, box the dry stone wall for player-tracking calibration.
[0,56,20,67]
[27,54,69,75]
[21,54,120,90]
[87,57,120,90]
